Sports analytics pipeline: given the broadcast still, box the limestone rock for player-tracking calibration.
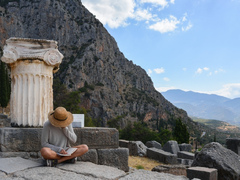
[147,148,178,165]
[179,143,192,152]
[146,140,162,149]
[226,138,240,155]
[163,140,180,155]
[192,142,240,180]
[128,141,147,156]
[0,0,192,129]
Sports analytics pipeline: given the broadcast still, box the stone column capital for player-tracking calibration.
[1,37,63,72]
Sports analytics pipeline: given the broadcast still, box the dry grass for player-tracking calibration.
[128,156,163,171]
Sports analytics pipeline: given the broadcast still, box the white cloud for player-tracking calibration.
[82,0,135,28]
[154,67,165,74]
[182,67,187,71]
[82,0,192,33]
[155,86,176,92]
[147,69,153,75]
[134,8,157,21]
[149,15,180,33]
[214,68,225,74]
[196,68,203,74]
[140,0,169,8]
[195,67,209,74]
[163,77,170,81]
[212,83,240,99]
[182,22,193,31]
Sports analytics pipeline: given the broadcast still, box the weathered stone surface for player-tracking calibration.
[177,151,194,160]
[192,142,240,180]
[152,164,187,176]
[78,149,98,164]
[15,165,99,180]
[97,148,129,172]
[163,140,180,155]
[0,128,42,152]
[147,147,178,164]
[74,127,119,149]
[0,152,41,159]
[128,141,147,156]
[2,38,63,127]
[187,167,218,180]
[119,139,129,148]
[226,138,240,155]
[146,140,162,149]
[0,115,10,127]
[119,169,188,180]
[0,157,42,174]
[0,127,119,152]
[179,143,192,152]
[59,162,126,179]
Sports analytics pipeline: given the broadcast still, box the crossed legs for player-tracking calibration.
[40,144,88,164]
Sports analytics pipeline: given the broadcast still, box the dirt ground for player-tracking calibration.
[128,156,162,171]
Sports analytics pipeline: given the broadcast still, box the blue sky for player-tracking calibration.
[81,0,240,99]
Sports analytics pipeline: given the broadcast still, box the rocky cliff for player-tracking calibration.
[0,0,192,128]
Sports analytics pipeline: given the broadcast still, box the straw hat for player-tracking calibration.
[48,107,73,127]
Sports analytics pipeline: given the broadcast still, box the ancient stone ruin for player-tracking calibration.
[1,37,63,127]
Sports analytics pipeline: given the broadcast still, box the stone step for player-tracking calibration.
[0,127,119,152]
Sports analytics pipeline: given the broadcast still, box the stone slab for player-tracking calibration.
[177,151,194,160]
[187,167,218,180]
[226,138,240,155]
[0,127,119,152]
[179,143,192,152]
[0,152,41,159]
[0,157,42,174]
[73,127,119,149]
[14,165,98,180]
[78,149,98,164]
[119,139,129,148]
[119,169,188,180]
[0,128,42,152]
[97,148,129,172]
[147,148,178,164]
[58,161,126,179]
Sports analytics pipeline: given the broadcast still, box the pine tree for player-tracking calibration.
[173,119,190,144]
[0,61,10,113]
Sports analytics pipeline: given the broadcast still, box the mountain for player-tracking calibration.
[162,89,240,126]
[0,0,194,131]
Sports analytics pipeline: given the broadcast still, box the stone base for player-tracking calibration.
[0,127,128,171]
[78,148,129,172]
[187,167,218,180]
[147,148,177,165]
[0,127,119,152]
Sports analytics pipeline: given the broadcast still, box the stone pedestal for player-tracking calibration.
[1,38,63,126]
[0,127,129,171]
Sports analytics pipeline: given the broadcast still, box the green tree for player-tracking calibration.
[53,78,95,127]
[0,61,10,113]
[173,119,190,144]
[120,122,161,144]
[158,129,173,145]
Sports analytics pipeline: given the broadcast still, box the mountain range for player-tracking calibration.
[162,89,240,126]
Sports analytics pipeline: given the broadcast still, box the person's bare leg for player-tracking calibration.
[58,144,88,163]
[40,147,61,160]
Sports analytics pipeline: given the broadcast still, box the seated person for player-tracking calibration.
[41,107,88,167]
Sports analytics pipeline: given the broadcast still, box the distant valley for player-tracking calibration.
[162,89,240,126]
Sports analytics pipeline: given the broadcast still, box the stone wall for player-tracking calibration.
[0,127,129,171]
